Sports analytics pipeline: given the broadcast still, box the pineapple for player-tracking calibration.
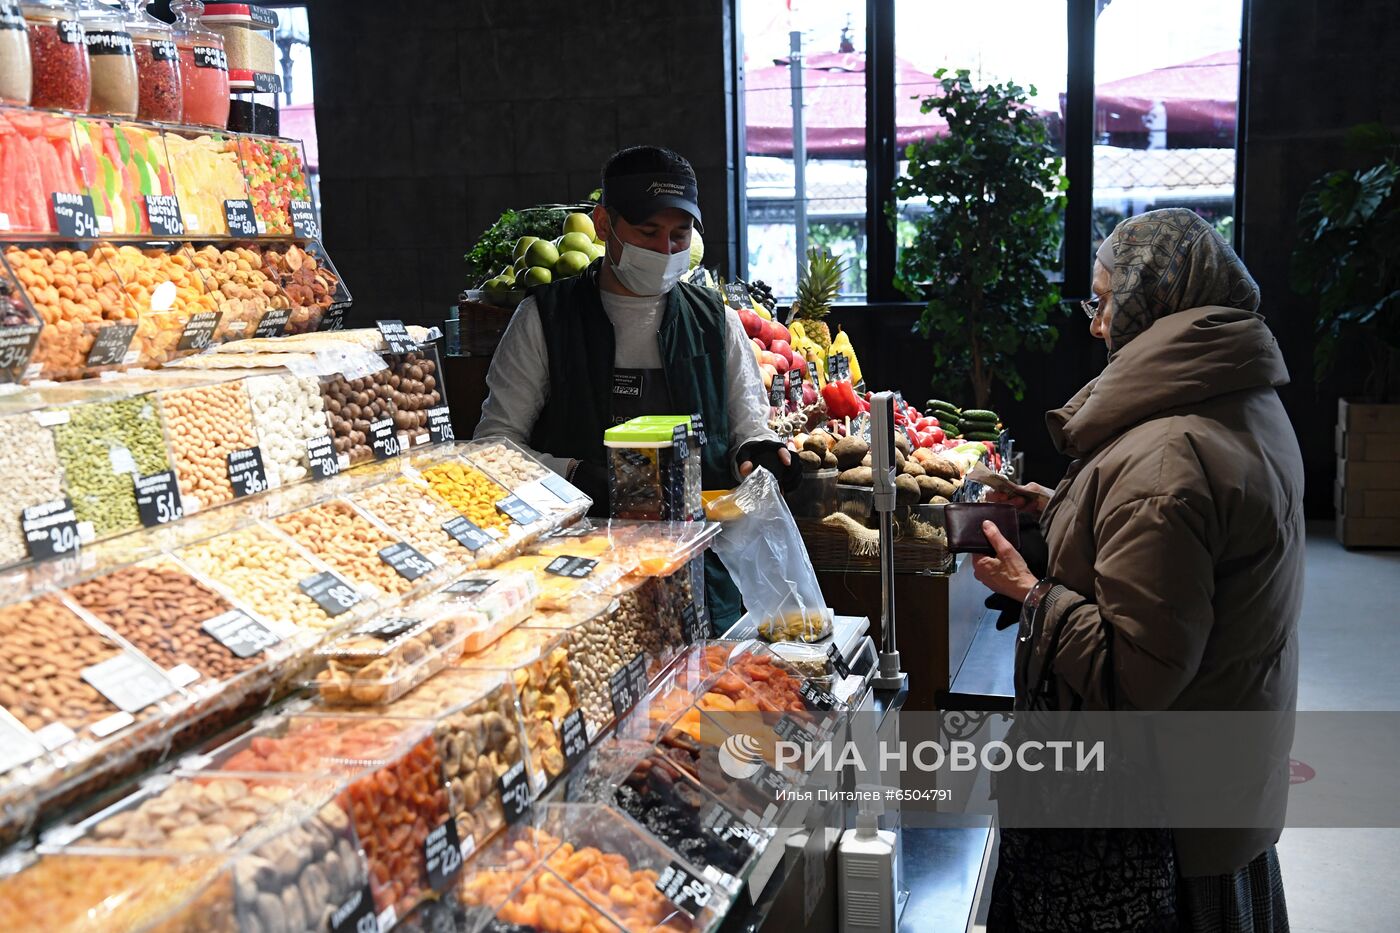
[792,246,845,352]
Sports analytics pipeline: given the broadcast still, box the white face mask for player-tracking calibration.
[608,234,691,296]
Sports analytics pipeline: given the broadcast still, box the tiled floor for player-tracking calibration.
[969,524,1400,932]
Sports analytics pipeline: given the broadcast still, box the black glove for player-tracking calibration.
[736,440,802,493]
[568,460,609,515]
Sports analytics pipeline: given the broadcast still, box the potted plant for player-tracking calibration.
[1291,124,1400,547]
[892,69,1067,410]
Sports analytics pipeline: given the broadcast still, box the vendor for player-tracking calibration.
[475,145,801,630]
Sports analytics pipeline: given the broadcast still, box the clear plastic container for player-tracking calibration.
[171,0,227,129]
[308,612,474,706]
[327,668,530,859]
[190,714,449,919]
[0,4,32,105]
[121,0,180,122]
[492,551,634,611]
[0,409,64,568]
[155,376,260,512]
[70,122,175,236]
[190,244,293,342]
[417,569,539,654]
[77,0,135,117]
[0,110,83,235]
[604,417,702,521]
[261,240,348,334]
[270,498,444,600]
[22,0,89,112]
[235,134,309,237]
[521,595,619,737]
[536,519,719,578]
[351,476,495,565]
[244,371,327,487]
[103,244,220,368]
[458,627,580,790]
[162,130,246,235]
[0,848,232,931]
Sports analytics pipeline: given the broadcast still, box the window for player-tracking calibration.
[271,6,320,212]
[741,1,867,300]
[1092,0,1241,249]
[734,0,1244,302]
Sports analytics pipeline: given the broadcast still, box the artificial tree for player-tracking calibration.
[893,70,1067,409]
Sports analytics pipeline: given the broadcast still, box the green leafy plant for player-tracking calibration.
[1291,123,1400,402]
[892,70,1068,408]
[463,196,598,290]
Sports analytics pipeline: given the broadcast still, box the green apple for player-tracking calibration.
[499,266,516,281]
[563,212,596,240]
[522,266,553,287]
[554,250,591,278]
[512,236,539,260]
[514,256,530,275]
[526,240,560,269]
[559,232,593,255]
[587,243,605,261]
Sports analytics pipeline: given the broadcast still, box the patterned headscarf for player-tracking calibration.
[1099,208,1260,354]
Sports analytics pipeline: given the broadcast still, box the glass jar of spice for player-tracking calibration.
[0,3,32,105]
[171,0,227,129]
[21,0,89,112]
[121,0,179,122]
[77,0,135,117]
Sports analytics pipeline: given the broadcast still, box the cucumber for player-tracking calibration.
[964,431,1001,442]
[961,409,999,422]
[943,427,962,438]
[925,398,961,416]
[960,419,998,433]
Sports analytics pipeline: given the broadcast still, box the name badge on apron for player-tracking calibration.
[612,368,672,425]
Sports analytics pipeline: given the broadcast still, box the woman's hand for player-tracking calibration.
[971,521,1038,603]
[985,481,1054,515]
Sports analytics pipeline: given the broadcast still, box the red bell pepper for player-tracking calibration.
[821,380,863,420]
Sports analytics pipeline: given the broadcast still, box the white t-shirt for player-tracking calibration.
[474,289,778,477]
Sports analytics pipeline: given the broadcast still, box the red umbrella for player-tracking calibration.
[745,52,947,157]
[1085,50,1238,139]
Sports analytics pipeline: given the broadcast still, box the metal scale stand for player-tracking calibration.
[869,392,906,690]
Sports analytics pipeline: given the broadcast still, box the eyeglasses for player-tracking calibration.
[1081,297,1104,320]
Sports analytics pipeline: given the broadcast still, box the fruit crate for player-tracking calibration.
[456,292,517,356]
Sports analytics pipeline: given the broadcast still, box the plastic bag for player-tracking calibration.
[708,467,832,643]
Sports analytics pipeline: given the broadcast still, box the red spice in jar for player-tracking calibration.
[177,40,227,129]
[27,19,90,111]
[135,39,180,122]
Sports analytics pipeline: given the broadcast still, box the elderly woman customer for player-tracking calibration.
[973,209,1304,932]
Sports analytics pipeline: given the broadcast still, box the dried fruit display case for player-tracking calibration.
[234,134,312,237]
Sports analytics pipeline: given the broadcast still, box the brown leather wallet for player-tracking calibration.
[944,502,1021,554]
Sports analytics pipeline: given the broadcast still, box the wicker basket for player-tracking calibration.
[797,514,952,574]
[457,294,519,356]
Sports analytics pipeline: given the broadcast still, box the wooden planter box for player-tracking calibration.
[1335,398,1400,547]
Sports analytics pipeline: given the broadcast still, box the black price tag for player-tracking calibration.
[202,609,281,659]
[227,447,269,497]
[193,44,228,70]
[775,714,818,746]
[768,372,784,408]
[376,319,416,354]
[355,616,423,641]
[442,516,492,552]
[306,434,341,480]
[681,604,706,645]
[133,471,183,527]
[609,662,640,720]
[627,652,648,699]
[827,642,852,679]
[22,498,80,560]
[369,418,400,460]
[299,572,363,617]
[177,310,221,352]
[423,818,464,890]
[252,70,280,93]
[0,324,41,373]
[748,764,791,798]
[495,495,540,525]
[253,306,292,338]
[498,760,532,824]
[379,542,435,581]
[329,884,378,933]
[670,423,690,463]
[223,199,258,237]
[808,360,820,387]
[52,191,99,239]
[446,577,495,597]
[544,555,597,579]
[320,303,349,332]
[799,680,838,712]
[689,413,708,447]
[85,323,137,367]
[699,803,761,853]
[248,5,279,27]
[145,194,185,237]
[655,861,714,919]
[558,709,588,768]
[81,654,174,713]
[540,472,584,504]
[426,406,455,444]
[788,369,804,407]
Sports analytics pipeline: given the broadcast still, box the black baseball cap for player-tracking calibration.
[600,147,704,231]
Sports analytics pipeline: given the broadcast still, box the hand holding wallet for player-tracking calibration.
[944,502,1021,554]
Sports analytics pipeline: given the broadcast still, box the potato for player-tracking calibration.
[914,450,961,481]
[838,466,874,486]
[918,476,958,499]
[808,429,837,453]
[834,436,869,470]
[930,495,950,505]
[823,450,838,469]
[802,434,828,456]
[901,460,926,477]
[861,453,872,467]
[895,449,906,470]
[894,432,912,457]
[895,475,920,506]
[798,450,823,472]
